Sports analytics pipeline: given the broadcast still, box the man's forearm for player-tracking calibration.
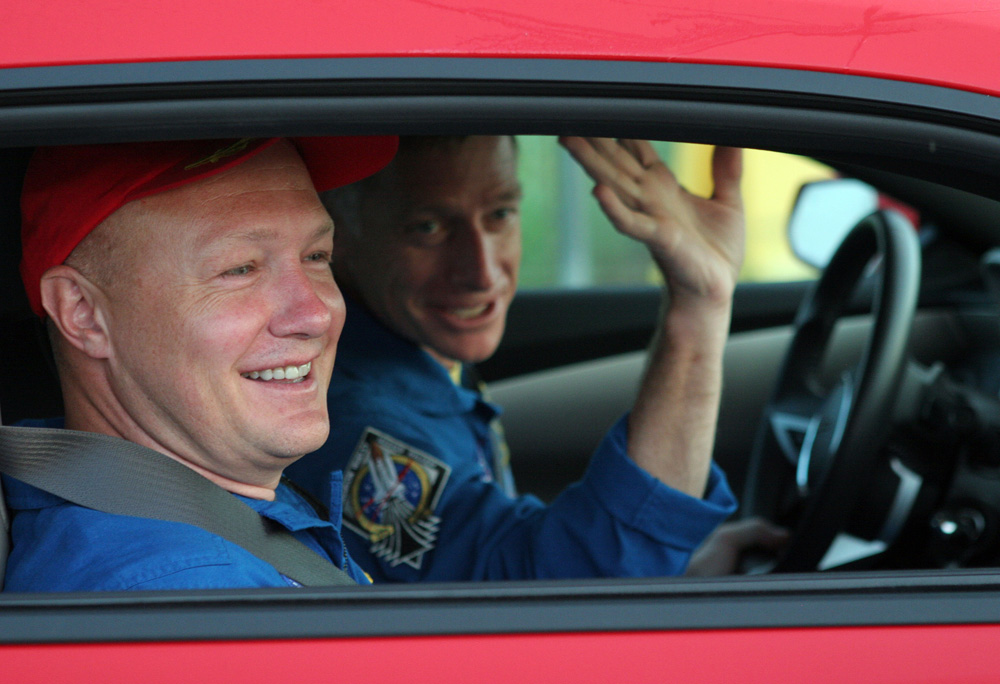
[626,292,733,498]
[555,138,744,500]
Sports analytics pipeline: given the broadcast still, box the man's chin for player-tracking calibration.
[404,313,506,366]
[259,424,330,461]
[430,337,503,366]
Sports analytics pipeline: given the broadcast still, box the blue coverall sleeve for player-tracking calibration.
[482,414,736,579]
[290,402,736,582]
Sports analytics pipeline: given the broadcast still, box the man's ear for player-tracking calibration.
[39,265,112,359]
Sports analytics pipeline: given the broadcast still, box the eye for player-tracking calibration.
[222,263,255,277]
[487,206,520,231]
[406,219,447,245]
[305,251,332,264]
[409,220,442,235]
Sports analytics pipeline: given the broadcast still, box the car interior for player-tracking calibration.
[493,162,1000,572]
[3,133,1000,584]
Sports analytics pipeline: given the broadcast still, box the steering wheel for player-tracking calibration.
[742,209,921,572]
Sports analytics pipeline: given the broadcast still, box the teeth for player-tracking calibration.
[242,362,311,383]
[452,304,488,319]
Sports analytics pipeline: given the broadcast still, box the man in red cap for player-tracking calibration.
[3,136,396,591]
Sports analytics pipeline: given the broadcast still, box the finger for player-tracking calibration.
[560,136,644,198]
[591,138,648,179]
[618,139,661,170]
[753,524,790,551]
[565,137,684,217]
[593,185,657,242]
[711,146,743,208]
[615,139,689,217]
[724,518,789,550]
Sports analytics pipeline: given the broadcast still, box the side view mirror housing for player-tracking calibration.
[788,178,880,269]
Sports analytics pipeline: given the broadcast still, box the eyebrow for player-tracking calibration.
[218,222,333,245]
[496,186,524,202]
[406,185,525,214]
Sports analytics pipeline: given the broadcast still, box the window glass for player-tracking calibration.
[517,137,835,288]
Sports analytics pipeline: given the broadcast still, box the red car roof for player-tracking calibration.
[4,0,1000,96]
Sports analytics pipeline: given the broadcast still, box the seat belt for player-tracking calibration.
[0,425,356,587]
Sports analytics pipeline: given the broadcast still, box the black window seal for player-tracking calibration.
[4,570,1000,644]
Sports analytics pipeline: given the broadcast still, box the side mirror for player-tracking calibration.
[788,179,880,269]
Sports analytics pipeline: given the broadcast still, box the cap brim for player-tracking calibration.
[294,136,399,192]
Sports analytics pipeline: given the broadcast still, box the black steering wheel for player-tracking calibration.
[743,209,922,572]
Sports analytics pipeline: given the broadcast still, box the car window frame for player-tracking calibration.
[4,55,1000,644]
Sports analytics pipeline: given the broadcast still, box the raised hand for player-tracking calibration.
[558,138,744,311]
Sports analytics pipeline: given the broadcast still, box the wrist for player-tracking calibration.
[661,291,733,350]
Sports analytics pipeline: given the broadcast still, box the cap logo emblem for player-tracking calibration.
[184,138,254,171]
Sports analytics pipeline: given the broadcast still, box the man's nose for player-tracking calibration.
[269,265,338,338]
[448,223,500,291]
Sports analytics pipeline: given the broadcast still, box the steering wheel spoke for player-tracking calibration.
[818,457,923,569]
[769,402,818,467]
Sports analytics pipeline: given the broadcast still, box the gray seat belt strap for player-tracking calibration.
[0,425,356,587]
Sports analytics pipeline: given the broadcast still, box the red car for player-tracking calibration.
[3,1,1000,682]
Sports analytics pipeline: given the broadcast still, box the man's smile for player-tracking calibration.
[241,361,312,383]
[449,303,491,319]
[427,299,500,325]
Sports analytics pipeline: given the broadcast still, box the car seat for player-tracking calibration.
[0,150,63,427]
[0,148,61,590]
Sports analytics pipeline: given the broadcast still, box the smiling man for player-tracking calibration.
[287,136,785,581]
[2,136,396,591]
[331,137,523,369]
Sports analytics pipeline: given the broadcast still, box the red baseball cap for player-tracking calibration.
[20,135,398,317]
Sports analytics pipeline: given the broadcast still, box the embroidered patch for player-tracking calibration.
[342,428,451,570]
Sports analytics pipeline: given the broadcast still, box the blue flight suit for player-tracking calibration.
[2,429,369,591]
[286,299,737,582]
